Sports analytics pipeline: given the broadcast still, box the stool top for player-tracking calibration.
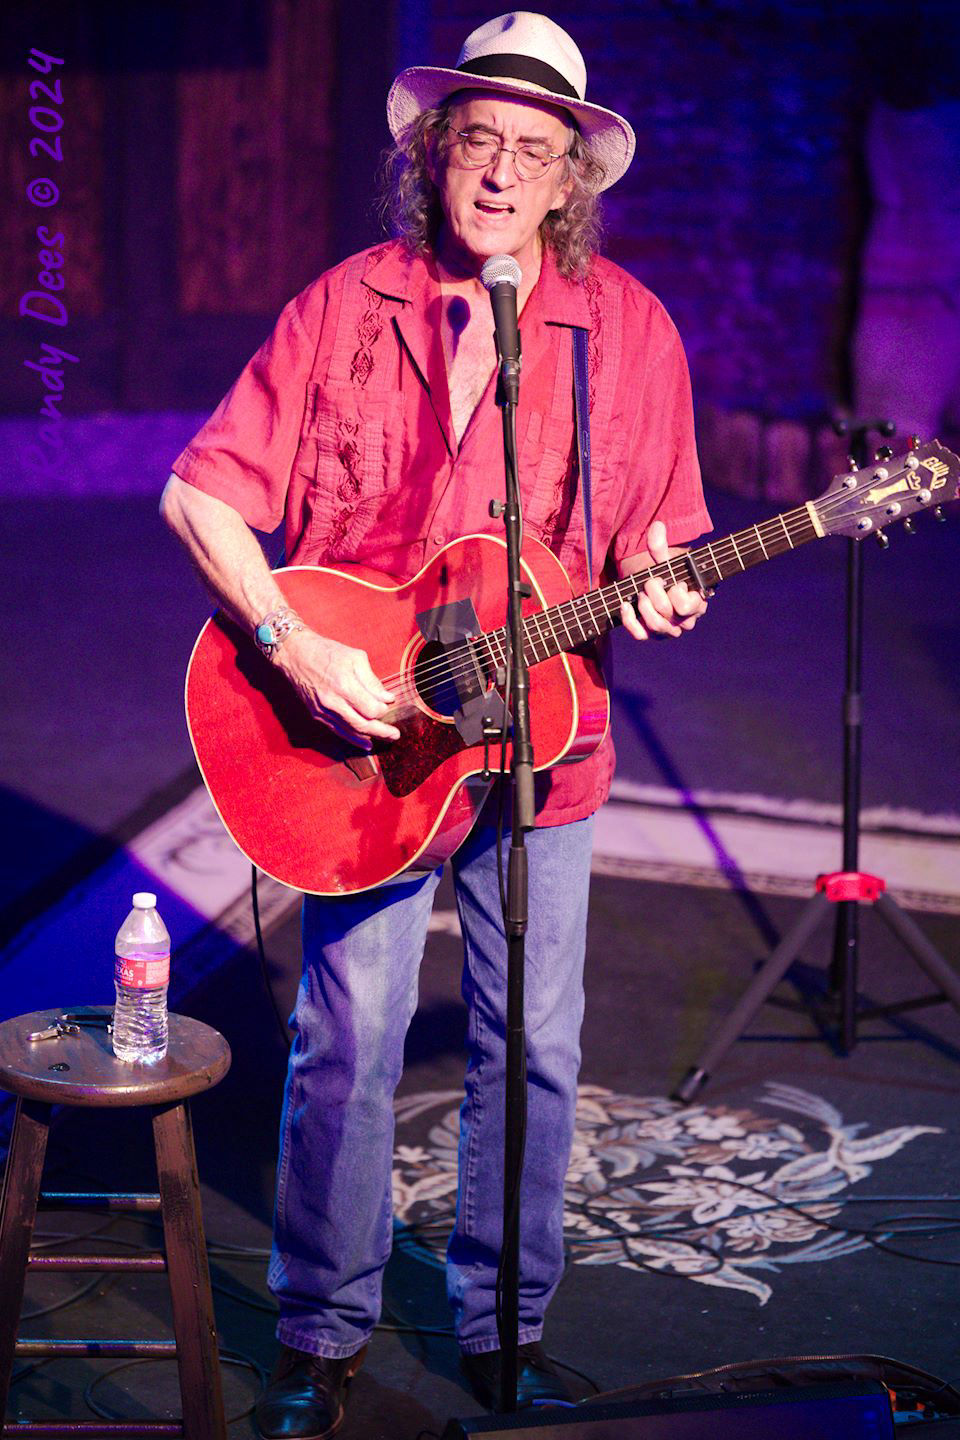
[0,1008,231,1107]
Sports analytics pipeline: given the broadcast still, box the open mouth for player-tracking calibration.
[474,201,514,216]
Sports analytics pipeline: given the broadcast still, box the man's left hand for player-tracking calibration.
[619,520,708,640]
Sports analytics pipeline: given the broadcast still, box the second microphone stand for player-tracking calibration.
[674,420,960,1102]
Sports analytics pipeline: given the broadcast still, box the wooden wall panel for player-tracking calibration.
[177,0,337,317]
[1,0,356,411]
[1,67,105,320]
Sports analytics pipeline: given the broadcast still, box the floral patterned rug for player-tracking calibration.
[393,1082,941,1306]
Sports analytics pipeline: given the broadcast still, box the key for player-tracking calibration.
[27,1023,61,1041]
[27,1021,81,1042]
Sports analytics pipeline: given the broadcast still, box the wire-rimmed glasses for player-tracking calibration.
[445,125,568,181]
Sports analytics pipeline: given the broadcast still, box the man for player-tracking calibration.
[162,13,711,1436]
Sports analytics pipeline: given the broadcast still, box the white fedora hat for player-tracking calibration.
[386,12,636,191]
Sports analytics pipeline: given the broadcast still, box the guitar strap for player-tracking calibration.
[571,326,593,586]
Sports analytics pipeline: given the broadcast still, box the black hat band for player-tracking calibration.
[457,52,579,102]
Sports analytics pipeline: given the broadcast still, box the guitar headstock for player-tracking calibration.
[813,439,960,541]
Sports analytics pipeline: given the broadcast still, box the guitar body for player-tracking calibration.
[184,439,960,895]
[185,533,609,895]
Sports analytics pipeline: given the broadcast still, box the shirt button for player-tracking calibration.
[433,533,444,545]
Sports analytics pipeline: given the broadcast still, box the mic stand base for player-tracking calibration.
[671,418,960,1098]
[672,873,960,1104]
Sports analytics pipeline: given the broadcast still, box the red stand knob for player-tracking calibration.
[816,870,887,903]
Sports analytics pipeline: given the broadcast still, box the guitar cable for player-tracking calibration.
[250,547,297,1051]
[251,864,293,1050]
[247,508,532,1355]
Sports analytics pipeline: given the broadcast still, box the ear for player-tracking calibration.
[425,126,444,187]
[550,168,575,214]
[556,171,575,209]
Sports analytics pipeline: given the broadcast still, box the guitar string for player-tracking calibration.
[374,474,939,709]
[367,463,950,709]
[375,484,841,699]
[376,494,837,701]
[375,503,817,701]
[375,478,928,711]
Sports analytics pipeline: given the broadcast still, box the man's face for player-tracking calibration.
[431,90,575,276]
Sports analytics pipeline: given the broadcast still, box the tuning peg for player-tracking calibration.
[934,506,946,522]
[846,457,859,471]
[902,517,916,535]
[875,445,894,462]
[875,531,890,550]
[908,434,921,450]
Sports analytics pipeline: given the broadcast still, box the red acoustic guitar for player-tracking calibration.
[185,440,958,895]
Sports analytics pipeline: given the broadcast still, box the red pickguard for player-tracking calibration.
[185,534,609,894]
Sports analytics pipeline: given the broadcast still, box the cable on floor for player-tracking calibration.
[82,1348,267,1425]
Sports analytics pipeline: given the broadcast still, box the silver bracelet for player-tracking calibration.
[254,606,305,659]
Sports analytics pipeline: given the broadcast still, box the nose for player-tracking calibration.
[484,144,515,189]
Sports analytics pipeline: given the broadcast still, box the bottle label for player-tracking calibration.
[115,954,170,989]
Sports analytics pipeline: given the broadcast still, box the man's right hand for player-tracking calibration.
[275,630,400,749]
[159,478,400,749]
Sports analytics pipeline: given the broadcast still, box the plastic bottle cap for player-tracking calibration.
[132,892,158,909]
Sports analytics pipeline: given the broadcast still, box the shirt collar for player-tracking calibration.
[533,246,593,330]
[361,241,426,305]
[362,240,593,329]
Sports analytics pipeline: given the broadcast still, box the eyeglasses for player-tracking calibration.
[445,125,568,181]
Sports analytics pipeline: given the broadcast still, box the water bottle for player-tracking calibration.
[113,892,170,1064]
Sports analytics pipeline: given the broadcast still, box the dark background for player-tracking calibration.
[2,0,959,966]
[1,9,960,1431]
[3,0,959,501]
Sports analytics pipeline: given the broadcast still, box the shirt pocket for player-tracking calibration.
[523,413,633,585]
[295,382,403,561]
[519,408,576,542]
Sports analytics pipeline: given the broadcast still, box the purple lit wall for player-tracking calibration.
[2,2,959,1025]
[2,1,959,500]
[430,1,960,497]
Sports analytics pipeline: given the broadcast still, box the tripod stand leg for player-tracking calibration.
[673,890,831,1103]
[874,893,960,1015]
[831,898,860,1054]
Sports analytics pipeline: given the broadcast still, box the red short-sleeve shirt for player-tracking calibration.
[172,240,711,826]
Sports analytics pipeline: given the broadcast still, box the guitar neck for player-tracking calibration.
[483,501,823,668]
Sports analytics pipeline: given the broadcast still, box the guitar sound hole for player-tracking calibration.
[413,641,465,718]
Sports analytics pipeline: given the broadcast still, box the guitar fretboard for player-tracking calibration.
[477,503,821,669]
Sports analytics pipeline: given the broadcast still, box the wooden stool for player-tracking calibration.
[0,1006,231,1439]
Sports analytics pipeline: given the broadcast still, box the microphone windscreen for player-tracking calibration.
[480,254,522,291]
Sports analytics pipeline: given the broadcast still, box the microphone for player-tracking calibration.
[481,254,522,404]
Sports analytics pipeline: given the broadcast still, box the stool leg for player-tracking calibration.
[153,1100,226,1440]
[0,1098,50,1420]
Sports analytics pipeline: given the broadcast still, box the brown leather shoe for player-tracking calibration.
[460,1341,574,1412]
[254,1343,367,1440]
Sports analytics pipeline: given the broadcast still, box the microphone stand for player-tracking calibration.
[672,419,960,1101]
[494,336,534,1416]
[827,417,894,1044]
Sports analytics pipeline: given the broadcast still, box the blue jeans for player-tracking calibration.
[268,813,594,1358]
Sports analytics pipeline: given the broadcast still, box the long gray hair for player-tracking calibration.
[379,96,607,279]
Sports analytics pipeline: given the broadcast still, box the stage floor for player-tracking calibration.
[2,457,960,1433]
[10,868,960,1435]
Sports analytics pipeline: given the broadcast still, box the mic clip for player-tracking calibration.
[495,332,521,406]
[494,331,522,370]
